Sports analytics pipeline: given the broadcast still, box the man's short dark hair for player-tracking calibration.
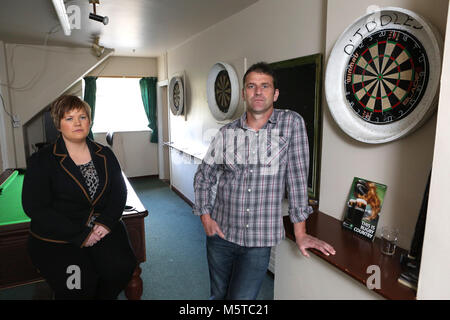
[243,62,278,89]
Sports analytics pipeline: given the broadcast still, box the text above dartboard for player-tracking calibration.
[325,7,443,143]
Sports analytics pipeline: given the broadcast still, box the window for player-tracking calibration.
[91,78,150,133]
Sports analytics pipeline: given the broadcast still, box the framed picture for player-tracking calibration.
[270,54,323,200]
[342,177,387,242]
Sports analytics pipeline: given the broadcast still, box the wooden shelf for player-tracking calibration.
[283,210,417,300]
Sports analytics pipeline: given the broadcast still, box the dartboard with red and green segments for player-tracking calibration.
[345,29,429,125]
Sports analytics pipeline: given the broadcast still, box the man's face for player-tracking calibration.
[242,71,279,115]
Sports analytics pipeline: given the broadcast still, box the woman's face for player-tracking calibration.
[59,108,90,143]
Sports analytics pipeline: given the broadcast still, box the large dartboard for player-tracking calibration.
[207,62,240,121]
[346,29,428,124]
[326,7,442,143]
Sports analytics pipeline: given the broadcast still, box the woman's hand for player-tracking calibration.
[84,232,101,247]
[84,225,110,247]
[93,224,110,239]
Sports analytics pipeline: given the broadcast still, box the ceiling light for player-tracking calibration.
[51,0,71,36]
[89,13,109,25]
[89,0,109,25]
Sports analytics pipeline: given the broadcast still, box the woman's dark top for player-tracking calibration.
[22,136,127,248]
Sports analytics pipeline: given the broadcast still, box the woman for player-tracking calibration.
[22,95,136,299]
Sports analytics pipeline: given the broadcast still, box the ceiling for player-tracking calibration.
[0,0,259,57]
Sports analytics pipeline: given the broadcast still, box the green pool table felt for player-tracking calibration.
[0,171,30,226]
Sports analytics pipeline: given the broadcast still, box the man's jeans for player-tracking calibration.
[206,234,271,300]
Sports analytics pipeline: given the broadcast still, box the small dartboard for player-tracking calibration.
[169,76,184,116]
[173,82,181,108]
[325,7,442,143]
[207,62,239,121]
[214,70,232,113]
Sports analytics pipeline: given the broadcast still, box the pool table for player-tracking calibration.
[0,169,148,300]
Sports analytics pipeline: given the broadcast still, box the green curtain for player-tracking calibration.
[139,77,158,143]
[83,76,97,140]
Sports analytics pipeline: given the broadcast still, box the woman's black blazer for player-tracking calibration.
[22,136,127,248]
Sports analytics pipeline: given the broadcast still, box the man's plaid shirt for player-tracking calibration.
[193,108,313,247]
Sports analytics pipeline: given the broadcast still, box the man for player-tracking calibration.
[193,62,335,300]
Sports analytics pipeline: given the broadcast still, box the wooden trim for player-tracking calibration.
[128,175,159,181]
[29,231,69,244]
[0,168,15,185]
[283,211,417,300]
[170,185,194,208]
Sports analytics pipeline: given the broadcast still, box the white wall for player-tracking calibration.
[88,56,159,178]
[0,48,158,177]
[0,43,112,168]
[169,148,200,202]
[167,0,327,198]
[95,131,158,178]
[23,113,45,157]
[157,52,168,81]
[418,2,450,299]
[286,0,447,299]
[0,139,3,172]
[275,240,382,299]
[0,41,16,170]
[20,80,83,159]
[88,56,158,77]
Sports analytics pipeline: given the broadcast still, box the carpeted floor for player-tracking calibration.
[0,176,274,300]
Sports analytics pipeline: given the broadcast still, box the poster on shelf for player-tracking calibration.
[342,177,387,241]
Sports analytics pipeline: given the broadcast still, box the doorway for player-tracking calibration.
[157,80,170,182]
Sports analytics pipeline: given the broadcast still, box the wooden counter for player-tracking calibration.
[283,211,417,300]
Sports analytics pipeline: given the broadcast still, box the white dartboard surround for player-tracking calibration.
[207,62,240,121]
[325,7,443,144]
[169,75,184,116]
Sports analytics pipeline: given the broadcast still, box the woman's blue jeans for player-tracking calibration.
[206,234,271,300]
